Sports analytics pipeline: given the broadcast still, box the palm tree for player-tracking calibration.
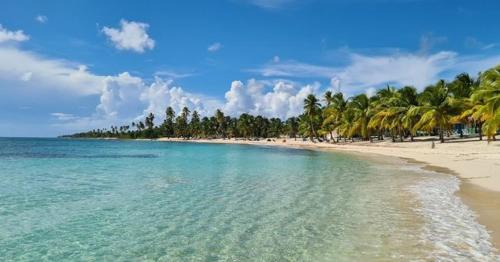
[409,80,462,143]
[322,92,347,142]
[237,113,253,139]
[449,73,475,138]
[369,86,419,142]
[337,108,356,142]
[190,110,201,138]
[324,91,334,107]
[321,92,347,141]
[470,66,500,140]
[269,118,283,138]
[303,94,322,141]
[285,117,299,140]
[215,109,226,138]
[349,94,372,141]
[164,107,176,138]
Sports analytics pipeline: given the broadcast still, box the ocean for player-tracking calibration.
[0,138,497,261]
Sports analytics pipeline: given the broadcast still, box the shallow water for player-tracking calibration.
[0,138,497,261]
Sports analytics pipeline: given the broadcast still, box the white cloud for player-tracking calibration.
[96,72,146,118]
[102,19,155,53]
[36,15,48,23]
[20,72,32,81]
[243,0,297,9]
[419,33,447,54]
[51,113,78,121]
[155,70,196,79]
[208,42,222,52]
[251,50,500,93]
[139,77,221,121]
[0,44,222,132]
[252,60,336,78]
[223,79,321,119]
[0,47,104,95]
[465,37,497,50]
[365,87,376,97]
[0,24,29,43]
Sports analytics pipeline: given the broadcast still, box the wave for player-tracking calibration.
[406,165,499,260]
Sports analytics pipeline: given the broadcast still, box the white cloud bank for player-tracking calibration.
[102,20,155,53]
[0,24,29,43]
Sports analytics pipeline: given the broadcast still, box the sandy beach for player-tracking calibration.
[157,136,500,249]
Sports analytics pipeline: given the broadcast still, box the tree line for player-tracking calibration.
[67,65,499,143]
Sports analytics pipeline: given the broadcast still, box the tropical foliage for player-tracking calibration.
[68,65,500,142]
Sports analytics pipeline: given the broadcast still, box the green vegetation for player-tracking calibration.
[67,65,499,142]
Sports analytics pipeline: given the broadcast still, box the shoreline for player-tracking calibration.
[156,136,500,249]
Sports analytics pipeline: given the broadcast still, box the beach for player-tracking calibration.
[158,137,500,249]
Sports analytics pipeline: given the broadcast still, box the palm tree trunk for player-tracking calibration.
[439,127,445,143]
[478,122,483,141]
[309,120,319,142]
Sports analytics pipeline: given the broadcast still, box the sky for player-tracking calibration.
[0,0,499,137]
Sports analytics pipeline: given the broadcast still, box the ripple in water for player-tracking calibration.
[0,138,497,260]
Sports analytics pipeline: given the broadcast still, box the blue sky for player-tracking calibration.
[0,0,499,137]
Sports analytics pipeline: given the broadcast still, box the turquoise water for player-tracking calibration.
[0,138,497,261]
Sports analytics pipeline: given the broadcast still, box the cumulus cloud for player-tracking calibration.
[139,77,221,121]
[0,24,29,43]
[208,42,222,52]
[35,15,48,24]
[223,79,321,119]
[102,19,155,53]
[0,44,220,131]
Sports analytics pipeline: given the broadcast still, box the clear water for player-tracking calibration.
[0,138,497,261]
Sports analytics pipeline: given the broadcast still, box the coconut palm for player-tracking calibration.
[303,94,322,141]
[285,117,299,140]
[409,80,462,143]
[348,94,372,141]
[337,108,356,142]
[322,92,347,142]
[164,107,176,137]
[324,91,334,107]
[214,109,227,138]
[190,110,201,138]
[471,66,500,140]
[237,113,254,139]
[369,86,419,142]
